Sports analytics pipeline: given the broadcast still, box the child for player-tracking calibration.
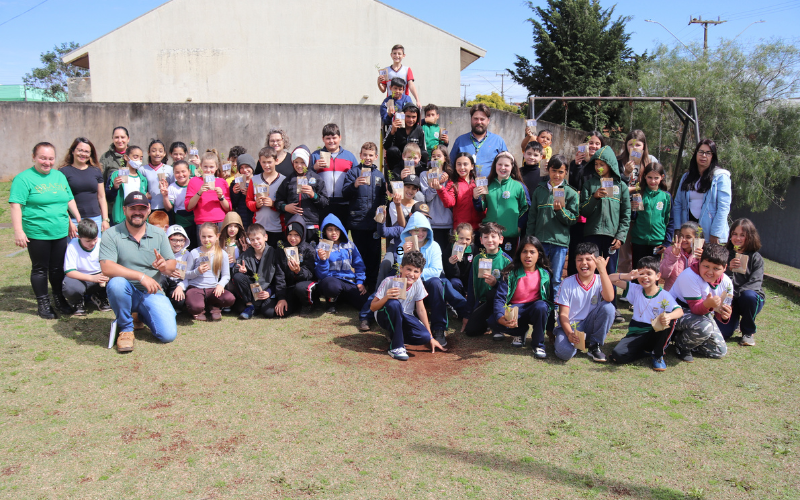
[227,146,247,173]
[527,154,578,300]
[520,141,545,206]
[719,218,765,346]
[421,104,449,152]
[107,145,148,225]
[377,44,419,105]
[229,153,255,229]
[629,162,674,267]
[492,235,553,358]
[384,105,428,179]
[162,225,190,312]
[315,214,368,314]
[371,251,447,361]
[420,145,454,268]
[342,142,385,290]
[279,218,317,316]
[580,146,630,323]
[522,128,553,160]
[147,211,170,232]
[438,152,483,231]
[169,141,189,171]
[178,223,235,321]
[609,257,684,371]
[399,211,459,347]
[163,161,196,249]
[232,224,286,319]
[567,132,605,277]
[669,244,733,361]
[62,219,110,315]
[220,211,246,267]
[380,78,414,129]
[245,147,286,246]
[446,222,475,296]
[553,242,616,362]
[473,152,529,255]
[389,173,421,227]
[186,151,232,241]
[660,221,702,291]
[141,139,174,217]
[463,222,513,338]
[275,145,328,244]
[310,124,358,224]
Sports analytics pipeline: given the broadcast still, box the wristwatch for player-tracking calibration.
[103,218,110,223]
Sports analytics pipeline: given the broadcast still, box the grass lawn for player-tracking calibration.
[1,231,799,499]
[763,258,800,285]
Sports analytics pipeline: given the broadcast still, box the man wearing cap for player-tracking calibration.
[100,191,178,352]
[449,103,508,178]
[383,103,429,179]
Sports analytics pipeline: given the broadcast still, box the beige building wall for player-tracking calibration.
[64,0,484,107]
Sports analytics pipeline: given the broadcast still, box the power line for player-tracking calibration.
[0,0,51,28]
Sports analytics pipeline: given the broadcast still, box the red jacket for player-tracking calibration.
[438,177,484,230]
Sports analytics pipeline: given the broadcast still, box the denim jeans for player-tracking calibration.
[106,277,177,343]
[554,301,615,360]
[541,243,568,297]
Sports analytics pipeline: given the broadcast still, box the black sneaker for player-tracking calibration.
[587,343,607,362]
[674,345,694,362]
[52,294,73,315]
[72,299,86,317]
[613,310,625,324]
[433,330,447,347]
[89,294,112,312]
[325,305,337,314]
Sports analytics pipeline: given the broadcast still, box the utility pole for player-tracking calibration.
[495,73,509,101]
[689,16,726,54]
[461,84,470,106]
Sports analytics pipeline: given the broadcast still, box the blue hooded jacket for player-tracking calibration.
[315,214,366,285]
[399,212,443,281]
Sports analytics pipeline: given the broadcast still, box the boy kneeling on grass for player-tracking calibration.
[370,251,447,361]
[668,244,732,362]
[609,256,683,371]
[553,242,616,362]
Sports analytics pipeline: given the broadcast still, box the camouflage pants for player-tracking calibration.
[674,311,728,358]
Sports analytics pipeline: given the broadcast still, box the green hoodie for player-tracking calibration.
[526,180,579,247]
[477,177,529,238]
[580,146,631,241]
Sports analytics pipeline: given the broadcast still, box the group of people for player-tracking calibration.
[8,44,765,367]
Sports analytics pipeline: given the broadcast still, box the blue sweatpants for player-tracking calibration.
[554,301,615,360]
[424,277,468,330]
[318,276,368,311]
[492,300,549,349]
[376,299,431,350]
[716,290,765,338]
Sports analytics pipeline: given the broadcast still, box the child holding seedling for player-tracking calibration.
[107,145,148,225]
[233,224,286,320]
[315,215,368,314]
[246,147,286,247]
[377,44,419,105]
[463,222,513,338]
[186,151,232,242]
[438,152,483,231]
[178,223,235,321]
[660,222,703,291]
[629,162,673,268]
[421,104,448,152]
[278,219,317,316]
[275,145,328,244]
[473,152,529,256]
[719,218,765,346]
[229,153,255,229]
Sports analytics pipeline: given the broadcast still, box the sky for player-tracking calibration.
[1,0,798,103]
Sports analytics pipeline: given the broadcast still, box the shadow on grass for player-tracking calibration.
[50,316,163,348]
[410,443,687,499]
[0,285,38,315]
[332,331,498,364]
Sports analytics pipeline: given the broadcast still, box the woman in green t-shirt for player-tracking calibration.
[9,142,81,319]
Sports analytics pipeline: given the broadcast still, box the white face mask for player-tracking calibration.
[128,159,142,170]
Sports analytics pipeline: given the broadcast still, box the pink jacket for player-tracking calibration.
[660,247,698,291]
[437,177,484,230]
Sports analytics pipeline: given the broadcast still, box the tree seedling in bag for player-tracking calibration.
[396,112,406,127]
[452,244,465,262]
[504,305,519,325]
[601,178,614,190]
[284,246,300,265]
[478,258,493,278]
[569,321,586,351]
[360,168,371,185]
[250,272,263,295]
[475,177,488,187]
[389,277,407,299]
[118,169,129,183]
[222,163,232,175]
[317,239,333,253]
[203,174,216,190]
[632,193,644,211]
[319,151,331,165]
[405,234,419,251]
[553,187,565,202]
[391,181,404,193]
[374,205,386,223]
[296,176,308,194]
[651,312,668,332]
[175,260,187,280]
[255,183,269,200]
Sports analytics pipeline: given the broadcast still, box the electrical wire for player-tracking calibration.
[0,0,51,28]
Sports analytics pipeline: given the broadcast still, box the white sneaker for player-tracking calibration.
[492,332,505,341]
[533,347,547,359]
[388,347,409,361]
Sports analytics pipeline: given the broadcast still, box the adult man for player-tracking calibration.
[100,191,177,352]
[449,103,509,178]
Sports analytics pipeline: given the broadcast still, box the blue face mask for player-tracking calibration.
[128,159,142,170]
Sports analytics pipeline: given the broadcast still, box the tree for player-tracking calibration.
[23,42,89,102]
[465,92,521,114]
[621,40,800,211]
[508,0,645,133]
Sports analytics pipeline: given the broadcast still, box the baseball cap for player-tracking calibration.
[402,174,420,189]
[410,202,431,219]
[123,191,150,207]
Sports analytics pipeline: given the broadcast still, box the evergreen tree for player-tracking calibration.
[508,0,643,133]
[23,42,89,102]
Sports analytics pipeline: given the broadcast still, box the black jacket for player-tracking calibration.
[274,169,328,227]
[237,245,286,300]
[278,221,316,287]
[341,164,387,231]
[229,178,254,228]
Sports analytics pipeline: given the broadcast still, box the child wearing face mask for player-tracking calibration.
[107,145,148,225]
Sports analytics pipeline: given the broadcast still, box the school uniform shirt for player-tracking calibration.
[669,262,733,317]
[245,173,285,232]
[64,238,101,275]
[373,275,427,321]
[527,180,579,247]
[421,123,447,152]
[555,274,605,324]
[621,283,680,336]
[420,171,453,230]
[180,248,231,290]
[383,64,414,98]
[449,132,508,178]
[9,167,74,240]
[341,165,386,231]
[138,164,174,210]
[630,188,673,246]
[60,165,104,218]
[466,249,513,310]
[167,182,189,211]
[474,177,528,238]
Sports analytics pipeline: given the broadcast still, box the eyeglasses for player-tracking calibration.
[697,150,713,157]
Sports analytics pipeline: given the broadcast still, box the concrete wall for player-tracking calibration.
[67,78,92,103]
[0,101,615,182]
[730,176,800,268]
[65,0,483,107]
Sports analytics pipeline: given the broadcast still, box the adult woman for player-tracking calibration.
[9,143,82,319]
[672,139,732,244]
[260,129,293,176]
[99,126,130,183]
[60,137,110,234]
